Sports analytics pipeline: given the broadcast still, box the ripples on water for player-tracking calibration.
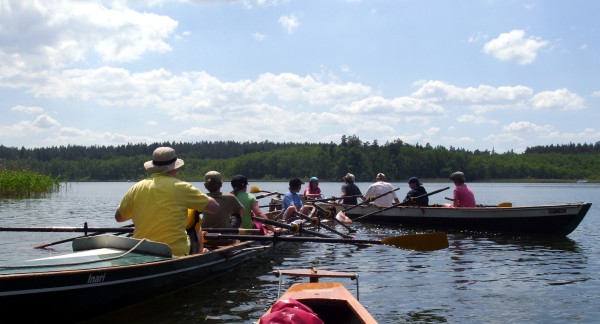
[2,182,599,323]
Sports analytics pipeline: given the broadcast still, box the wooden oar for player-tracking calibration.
[34,223,134,249]
[256,192,282,199]
[251,216,333,238]
[1,226,259,234]
[308,194,362,203]
[204,232,449,252]
[307,202,357,233]
[341,187,401,213]
[250,185,276,194]
[28,226,260,249]
[353,186,450,221]
[250,185,282,199]
[259,202,282,208]
[294,211,353,238]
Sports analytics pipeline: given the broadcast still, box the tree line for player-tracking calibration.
[1,136,599,182]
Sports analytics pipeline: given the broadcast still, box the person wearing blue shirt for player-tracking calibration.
[282,178,313,222]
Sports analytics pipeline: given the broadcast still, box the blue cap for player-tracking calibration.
[310,177,319,182]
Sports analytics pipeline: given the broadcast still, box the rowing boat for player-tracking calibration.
[258,267,377,324]
[0,234,285,321]
[320,202,592,236]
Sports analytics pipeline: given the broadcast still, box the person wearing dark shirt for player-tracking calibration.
[338,173,363,205]
[399,176,429,206]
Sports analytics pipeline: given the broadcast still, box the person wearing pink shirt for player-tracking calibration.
[444,171,476,208]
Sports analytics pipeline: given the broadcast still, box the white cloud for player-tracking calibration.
[279,14,299,34]
[412,80,533,105]
[457,114,499,125]
[252,32,266,41]
[483,29,549,65]
[12,105,44,114]
[0,0,177,79]
[0,114,60,138]
[425,127,440,137]
[484,132,524,144]
[440,135,475,146]
[502,121,554,133]
[530,89,585,111]
[337,96,444,115]
[468,32,488,43]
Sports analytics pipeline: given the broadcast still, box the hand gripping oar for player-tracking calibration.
[353,186,450,221]
[293,211,353,238]
[341,187,401,213]
[251,216,333,238]
[204,232,449,252]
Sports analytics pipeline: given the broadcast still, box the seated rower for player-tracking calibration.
[303,176,323,200]
[282,178,313,223]
[188,171,246,251]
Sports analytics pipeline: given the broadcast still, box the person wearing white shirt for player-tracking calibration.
[363,173,400,207]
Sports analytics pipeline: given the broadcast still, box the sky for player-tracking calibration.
[1,0,599,153]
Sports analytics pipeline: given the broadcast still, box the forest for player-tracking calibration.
[1,135,599,182]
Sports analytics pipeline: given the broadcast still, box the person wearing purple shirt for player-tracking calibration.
[444,171,476,208]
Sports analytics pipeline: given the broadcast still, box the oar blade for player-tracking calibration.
[381,232,449,251]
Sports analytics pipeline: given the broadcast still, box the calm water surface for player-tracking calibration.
[1,181,599,323]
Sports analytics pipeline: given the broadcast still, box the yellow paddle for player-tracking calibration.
[380,232,449,251]
[250,185,272,194]
[250,185,282,199]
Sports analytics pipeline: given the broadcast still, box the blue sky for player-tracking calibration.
[1,0,599,153]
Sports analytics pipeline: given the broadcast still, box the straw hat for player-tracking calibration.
[144,147,184,174]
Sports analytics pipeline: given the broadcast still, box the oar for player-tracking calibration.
[1,227,260,234]
[250,185,277,194]
[204,232,449,252]
[256,192,282,199]
[250,185,282,199]
[259,202,282,208]
[34,223,134,249]
[353,186,450,221]
[308,195,362,203]
[444,197,512,208]
[251,216,333,238]
[308,201,356,233]
[341,187,401,213]
[294,211,353,238]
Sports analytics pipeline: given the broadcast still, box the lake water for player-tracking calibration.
[1,181,599,323]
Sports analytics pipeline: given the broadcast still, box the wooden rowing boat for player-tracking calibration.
[0,234,286,321]
[319,202,592,236]
[258,267,377,324]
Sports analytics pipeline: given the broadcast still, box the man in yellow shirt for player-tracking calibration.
[115,147,219,256]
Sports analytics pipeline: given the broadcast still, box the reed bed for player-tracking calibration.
[0,169,61,198]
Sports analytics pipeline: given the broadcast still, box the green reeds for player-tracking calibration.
[0,169,61,198]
